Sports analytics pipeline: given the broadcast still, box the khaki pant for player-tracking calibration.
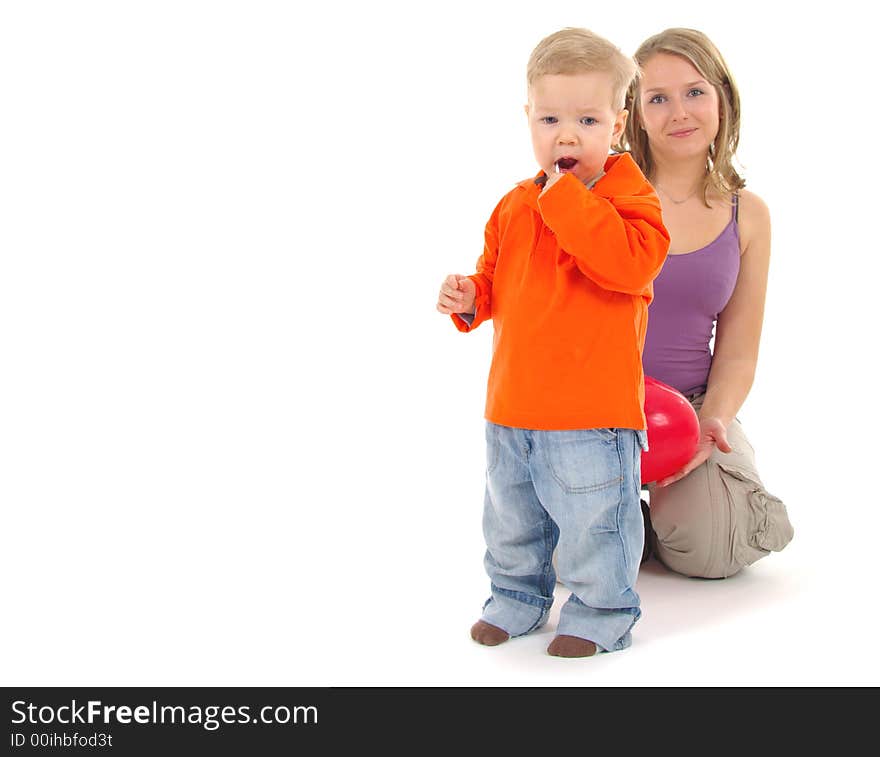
[643,393,794,578]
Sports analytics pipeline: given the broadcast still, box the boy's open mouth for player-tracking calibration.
[555,157,578,172]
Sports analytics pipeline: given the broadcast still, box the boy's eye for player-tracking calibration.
[540,116,557,124]
[580,116,597,126]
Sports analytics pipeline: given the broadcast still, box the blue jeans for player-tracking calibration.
[480,422,647,652]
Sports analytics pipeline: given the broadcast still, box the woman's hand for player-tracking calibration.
[655,416,732,487]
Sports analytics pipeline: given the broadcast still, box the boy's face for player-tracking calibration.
[526,72,627,185]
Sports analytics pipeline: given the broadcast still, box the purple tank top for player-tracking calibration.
[643,195,741,397]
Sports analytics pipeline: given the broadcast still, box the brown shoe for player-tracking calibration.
[547,635,598,658]
[470,620,510,646]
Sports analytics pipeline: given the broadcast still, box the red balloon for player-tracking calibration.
[640,376,700,484]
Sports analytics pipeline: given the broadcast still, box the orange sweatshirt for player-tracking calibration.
[452,152,669,431]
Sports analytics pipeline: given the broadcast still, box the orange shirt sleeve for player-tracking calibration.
[451,200,501,333]
[537,174,669,296]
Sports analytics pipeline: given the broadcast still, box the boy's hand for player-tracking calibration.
[436,274,476,315]
[540,166,565,196]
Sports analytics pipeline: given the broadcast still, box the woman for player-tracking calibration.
[621,29,794,578]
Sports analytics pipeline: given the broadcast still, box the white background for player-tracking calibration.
[1,0,877,686]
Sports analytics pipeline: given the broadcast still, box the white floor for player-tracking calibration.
[4,434,877,689]
[3,435,876,691]
[337,546,880,689]
[324,542,869,688]
[298,449,876,688]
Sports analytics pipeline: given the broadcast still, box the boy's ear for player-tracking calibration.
[613,109,629,141]
[524,103,530,118]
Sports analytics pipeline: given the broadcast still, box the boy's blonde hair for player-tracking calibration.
[527,28,639,111]
[619,28,745,203]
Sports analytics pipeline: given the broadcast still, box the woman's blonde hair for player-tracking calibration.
[619,28,745,203]
[527,28,639,111]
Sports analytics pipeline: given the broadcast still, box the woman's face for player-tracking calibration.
[638,53,721,163]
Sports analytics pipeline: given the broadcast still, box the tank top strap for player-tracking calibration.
[732,192,739,223]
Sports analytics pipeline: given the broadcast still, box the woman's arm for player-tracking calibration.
[654,191,771,488]
[700,190,772,426]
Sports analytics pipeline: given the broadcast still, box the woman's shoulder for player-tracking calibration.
[736,189,770,221]
[735,189,771,253]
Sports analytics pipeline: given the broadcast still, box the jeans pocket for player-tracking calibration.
[543,429,622,495]
[717,462,794,568]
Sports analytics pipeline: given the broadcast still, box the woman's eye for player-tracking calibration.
[648,94,666,104]
[688,88,704,97]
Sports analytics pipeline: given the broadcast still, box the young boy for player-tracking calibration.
[437,28,670,657]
